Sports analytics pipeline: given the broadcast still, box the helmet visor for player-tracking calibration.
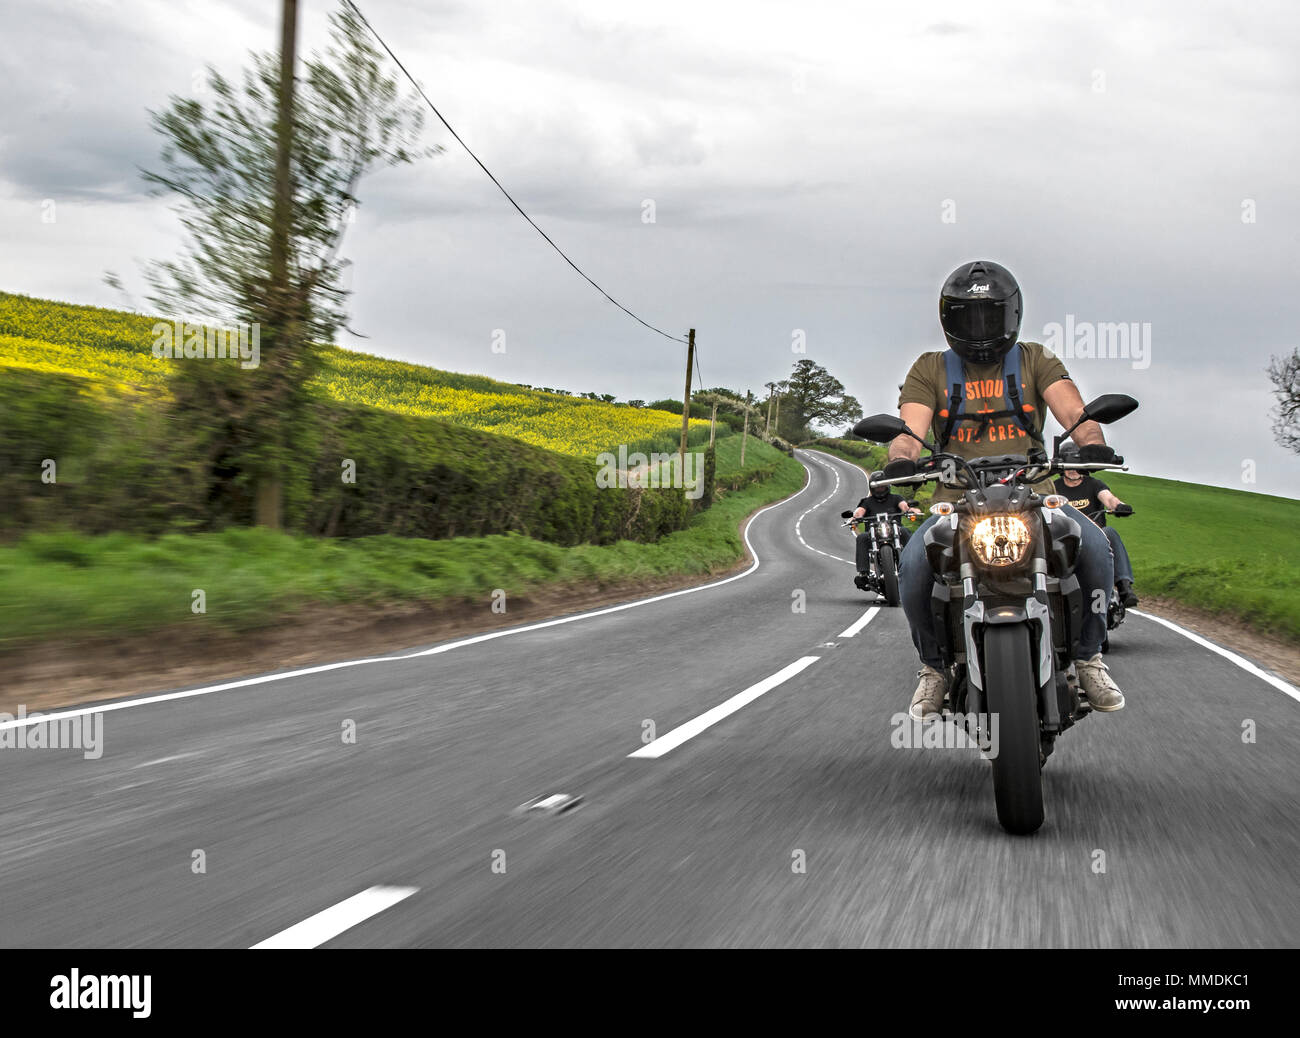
[941,297,1018,346]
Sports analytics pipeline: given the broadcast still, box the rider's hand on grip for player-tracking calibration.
[882,458,919,481]
[1113,503,1133,517]
[1078,443,1118,465]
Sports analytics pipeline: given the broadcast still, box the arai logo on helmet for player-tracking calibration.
[969,282,990,292]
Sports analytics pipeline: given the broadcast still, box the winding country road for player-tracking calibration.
[1,449,1296,948]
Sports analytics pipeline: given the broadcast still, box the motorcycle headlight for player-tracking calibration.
[968,515,1031,567]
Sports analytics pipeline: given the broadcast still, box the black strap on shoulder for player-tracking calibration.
[938,345,1033,450]
[1002,344,1032,435]
[938,348,966,451]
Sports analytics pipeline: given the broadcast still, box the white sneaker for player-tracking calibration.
[1075,654,1125,712]
[909,665,948,721]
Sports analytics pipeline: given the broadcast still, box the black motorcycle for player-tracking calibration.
[853,394,1137,835]
[840,508,918,606]
[1100,506,1135,654]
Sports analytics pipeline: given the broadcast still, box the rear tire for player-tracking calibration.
[880,545,901,607]
[982,624,1045,835]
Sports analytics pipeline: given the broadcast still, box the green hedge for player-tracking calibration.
[1,368,695,546]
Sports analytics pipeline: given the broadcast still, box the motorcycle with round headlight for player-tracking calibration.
[853,393,1138,835]
[839,508,918,606]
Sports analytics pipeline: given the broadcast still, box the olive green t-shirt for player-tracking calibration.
[898,342,1070,502]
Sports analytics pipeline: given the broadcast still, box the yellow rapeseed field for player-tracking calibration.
[0,292,706,457]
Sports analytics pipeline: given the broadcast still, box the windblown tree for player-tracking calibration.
[1268,350,1300,453]
[141,5,437,527]
[780,359,862,439]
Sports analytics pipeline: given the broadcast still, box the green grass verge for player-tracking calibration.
[0,439,801,649]
[1105,472,1300,642]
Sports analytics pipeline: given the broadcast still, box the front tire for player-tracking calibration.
[880,545,900,607]
[982,624,1045,835]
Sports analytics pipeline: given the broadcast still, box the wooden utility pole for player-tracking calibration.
[269,0,297,302]
[257,0,299,530]
[740,389,752,466]
[708,399,718,447]
[678,328,695,458]
[764,381,776,435]
[772,388,781,439]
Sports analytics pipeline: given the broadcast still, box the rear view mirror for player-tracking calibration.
[853,414,907,443]
[1082,394,1139,425]
[840,510,853,519]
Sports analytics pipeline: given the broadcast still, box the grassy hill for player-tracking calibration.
[0,291,706,458]
[0,289,801,648]
[1105,472,1300,641]
[0,291,728,542]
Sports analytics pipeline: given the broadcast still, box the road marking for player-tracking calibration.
[629,656,821,759]
[1131,610,1300,704]
[0,469,818,733]
[132,752,203,769]
[515,792,584,816]
[251,885,418,949]
[791,451,855,565]
[839,607,880,638]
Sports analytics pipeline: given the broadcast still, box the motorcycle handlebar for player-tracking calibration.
[868,459,1128,491]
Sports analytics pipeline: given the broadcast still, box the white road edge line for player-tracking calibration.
[1131,610,1300,704]
[0,465,818,733]
[250,885,418,949]
[839,607,880,639]
[628,656,821,759]
[791,449,855,566]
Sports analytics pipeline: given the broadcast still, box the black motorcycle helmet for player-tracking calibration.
[939,260,1022,365]
[869,470,889,500]
[1058,440,1082,469]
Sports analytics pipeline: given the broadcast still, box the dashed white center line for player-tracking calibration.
[793,450,861,566]
[251,885,418,949]
[629,656,821,759]
[839,607,881,639]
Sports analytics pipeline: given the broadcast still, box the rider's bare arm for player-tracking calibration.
[1043,379,1106,447]
[890,402,934,461]
[1098,489,1124,511]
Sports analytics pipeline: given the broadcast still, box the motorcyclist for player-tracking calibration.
[850,472,922,582]
[880,260,1126,721]
[1055,441,1138,607]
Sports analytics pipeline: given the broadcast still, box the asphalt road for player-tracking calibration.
[1,449,1296,948]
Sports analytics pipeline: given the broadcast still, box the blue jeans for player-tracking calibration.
[899,504,1115,667]
[1102,526,1133,584]
[855,528,910,571]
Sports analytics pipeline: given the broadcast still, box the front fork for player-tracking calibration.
[942,556,1085,755]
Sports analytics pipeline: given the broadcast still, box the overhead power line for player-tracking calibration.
[343,0,688,345]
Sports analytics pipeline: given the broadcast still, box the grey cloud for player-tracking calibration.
[1,0,1298,497]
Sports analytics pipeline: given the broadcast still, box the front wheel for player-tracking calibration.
[982,624,1045,835]
[879,545,900,607]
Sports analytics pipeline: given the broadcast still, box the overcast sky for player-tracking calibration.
[2,0,1297,496]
